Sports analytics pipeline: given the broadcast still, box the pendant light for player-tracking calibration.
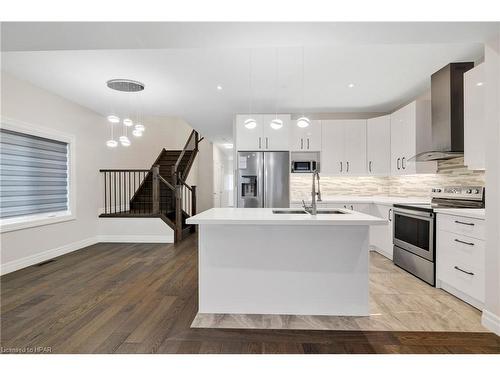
[244,49,258,130]
[270,48,283,130]
[106,121,118,148]
[107,115,120,123]
[297,46,311,128]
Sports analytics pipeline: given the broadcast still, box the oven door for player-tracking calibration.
[393,208,434,261]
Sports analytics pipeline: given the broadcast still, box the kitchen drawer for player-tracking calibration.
[437,230,485,303]
[437,214,485,240]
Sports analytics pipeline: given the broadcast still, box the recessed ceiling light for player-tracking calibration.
[217,85,223,91]
[476,82,484,87]
[348,83,355,88]
[223,143,234,149]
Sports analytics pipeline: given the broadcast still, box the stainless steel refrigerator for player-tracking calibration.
[237,151,289,208]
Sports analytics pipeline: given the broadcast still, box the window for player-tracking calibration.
[0,125,73,232]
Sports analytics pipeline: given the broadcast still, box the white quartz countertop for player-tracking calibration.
[292,196,431,205]
[186,208,387,226]
[434,208,486,220]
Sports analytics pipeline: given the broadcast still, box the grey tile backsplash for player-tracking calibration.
[291,157,485,200]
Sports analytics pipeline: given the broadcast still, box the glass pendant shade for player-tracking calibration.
[134,124,145,132]
[123,118,133,127]
[106,139,118,148]
[296,117,311,128]
[132,129,143,137]
[119,135,131,146]
[107,115,120,123]
[270,118,283,130]
[244,118,257,129]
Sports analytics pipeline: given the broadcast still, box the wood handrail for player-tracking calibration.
[158,174,175,191]
[173,130,199,178]
[99,169,150,172]
[177,177,193,191]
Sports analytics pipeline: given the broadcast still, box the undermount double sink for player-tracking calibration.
[272,209,347,215]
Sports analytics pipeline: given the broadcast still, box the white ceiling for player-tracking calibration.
[1,22,497,142]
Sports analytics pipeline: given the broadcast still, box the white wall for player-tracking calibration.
[483,33,500,335]
[196,139,214,212]
[0,72,201,274]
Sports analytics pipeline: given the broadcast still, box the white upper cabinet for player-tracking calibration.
[235,114,264,151]
[290,119,322,151]
[321,119,366,175]
[464,63,485,170]
[390,99,436,175]
[262,114,291,151]
[235,114,290,151]
[366,115,391,175]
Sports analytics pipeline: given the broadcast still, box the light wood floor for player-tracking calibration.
[192,251,487,332]
[1,236,499,354]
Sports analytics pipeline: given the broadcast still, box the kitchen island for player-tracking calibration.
[186,208,386,316]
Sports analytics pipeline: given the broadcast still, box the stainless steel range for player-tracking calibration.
[392,186,485,286]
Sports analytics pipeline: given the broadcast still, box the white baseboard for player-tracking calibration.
[96,234,174,243]
[0,236,98,275]
[482,309,500,336]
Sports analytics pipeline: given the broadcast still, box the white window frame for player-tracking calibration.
[0,117,76,233]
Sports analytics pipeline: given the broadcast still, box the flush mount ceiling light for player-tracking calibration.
[244,118,257,129]
[107,79,145,92]
[107,115,120,123]
[296,117,311,128]
[270,118,283,130]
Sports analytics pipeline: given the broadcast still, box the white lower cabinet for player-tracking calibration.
[436,213,485,310]
[369,204,393,259]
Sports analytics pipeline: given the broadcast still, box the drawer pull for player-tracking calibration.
[455,220,474,226]
[454,238,475,246]
[454,266,474,276]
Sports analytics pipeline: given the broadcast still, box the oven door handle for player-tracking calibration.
[393,208,434,220]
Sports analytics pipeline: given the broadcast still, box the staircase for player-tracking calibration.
[99,130,202,243]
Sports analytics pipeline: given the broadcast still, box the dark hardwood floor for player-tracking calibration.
[1,236,499,354]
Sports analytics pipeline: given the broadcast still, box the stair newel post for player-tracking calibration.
[175,184,183,242]
[152,165,160,215]
[191,185,197,216]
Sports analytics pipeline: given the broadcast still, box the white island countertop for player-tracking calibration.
[186,207,386,226]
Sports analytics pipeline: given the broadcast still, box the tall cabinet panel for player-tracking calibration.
[464,63,485,170]
[321,120,345,175]
[344,119,367,175]
[367,115,391,175]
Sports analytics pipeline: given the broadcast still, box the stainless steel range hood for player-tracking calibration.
[411,62,474,162]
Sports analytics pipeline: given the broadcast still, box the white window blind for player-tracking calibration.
[0,128,69,219]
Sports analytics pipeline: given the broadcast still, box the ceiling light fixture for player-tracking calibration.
[132,129,143,137]
[297,46,310,128]
[119,135,131,147]
[270,118,283,130]
[476,82,484,87]
[135,124,145,132]
[348,83,355,88]
[107,79,145,92]
[123,118,133,127]
[244,49,258,130]
[217,85,223,91]
[223,143,234,149]
[107,115,120,123]
[270,48,283,130]
[244,118,257,129]
[106,140,118,148]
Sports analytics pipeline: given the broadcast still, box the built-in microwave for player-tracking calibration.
[291,160,319,173]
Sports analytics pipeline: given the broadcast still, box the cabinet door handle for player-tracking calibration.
[266,137,269,149]
[454,266,474,276]
[340,161,343,172]
[307,138,310,149]
[369,161,372,173]
[388,208,392,222]
[397,158,401,170]
[346,161,349,172]
[454,238,475,246]
[402,157,406,169]
[455,220,474,226]
[301,138,303,150]
[259,137,262,149]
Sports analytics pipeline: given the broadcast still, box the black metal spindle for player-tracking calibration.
[114,172,117,214]
[104,172,107,214]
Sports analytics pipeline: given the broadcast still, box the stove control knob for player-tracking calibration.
[435,188,442,193]
[473,189,480,194]
[466,189,472,194]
